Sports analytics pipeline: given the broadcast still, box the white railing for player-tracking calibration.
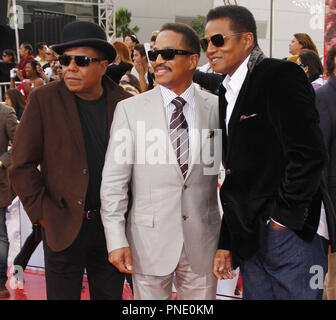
[0,82,21,102]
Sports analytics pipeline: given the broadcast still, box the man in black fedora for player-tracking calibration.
[8,21,132,300]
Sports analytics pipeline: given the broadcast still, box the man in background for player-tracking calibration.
[0,102,18,298]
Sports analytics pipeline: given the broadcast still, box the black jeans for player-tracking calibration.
[42,216,125,300]
[14,223,42,271]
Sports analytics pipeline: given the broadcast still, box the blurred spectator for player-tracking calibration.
[119,71,141,95]
[0,49,17,82]
[0,101,18,298]
[52,61,63,81]
[131,44,154,92]
[4,88,25,120]
[287,55,299,63]
[289,33,319,56]
[297,49,324,89]
[42,47,59,81]
[124,34,139,59]
[11,60,44,101]
[198,62,213,73]
[150,30,160,49]
[315,44,336,300]
[106,41,133,83]
[35,42,48,67]
[18,43,35,78]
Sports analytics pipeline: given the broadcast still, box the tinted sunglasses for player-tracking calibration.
[58,54,104,67]
[200,33,244,51]
[119,80,130,85]
[148,49,196,61]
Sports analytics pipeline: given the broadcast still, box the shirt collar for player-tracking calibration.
[222,54,251,95]
[159,83,195,108]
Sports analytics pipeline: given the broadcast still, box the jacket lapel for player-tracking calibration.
[185,87,211,180]
[103,75,126,136]
[226,71,251,159]
[58,80,86,156]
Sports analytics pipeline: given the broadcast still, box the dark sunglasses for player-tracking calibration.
[200,33,244,51]
[119,80,130,85]
[148,49,196,61]
[58,54,104,67]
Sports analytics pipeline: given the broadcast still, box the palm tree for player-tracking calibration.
[115,8,139,39]
[191,15,206,39]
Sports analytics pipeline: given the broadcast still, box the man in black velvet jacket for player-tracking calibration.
[203,5,336,299]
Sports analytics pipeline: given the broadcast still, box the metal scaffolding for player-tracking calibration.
[98,0,116,43]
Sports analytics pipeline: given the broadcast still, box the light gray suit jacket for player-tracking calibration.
[100,85,221,276]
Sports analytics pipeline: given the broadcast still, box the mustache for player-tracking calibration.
[154,64,172,72]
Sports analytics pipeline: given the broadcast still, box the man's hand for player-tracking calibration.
[134,61,148,77]
[108,247,133,274]
[213,249,236,280]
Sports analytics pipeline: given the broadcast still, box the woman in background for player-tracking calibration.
[106,41,133,83]
[288,33,319,62]
[10,60,43,101]
[4,88,25,120]
[119,71,141,95]
[0,49,17,82]
[297,49,324,89]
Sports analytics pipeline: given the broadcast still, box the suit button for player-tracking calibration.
[182,215,189,221]
[226,169,231,175]
[82,169,88,175]
[77,199,83,205]
[182,185,187,190]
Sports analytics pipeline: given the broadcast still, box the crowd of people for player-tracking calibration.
[0,4,336,301]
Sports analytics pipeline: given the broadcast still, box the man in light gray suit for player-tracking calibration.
[100,22,221,300]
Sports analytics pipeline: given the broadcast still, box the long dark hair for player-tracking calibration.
[122,72,141,93]
[5,88,26,119]
[298,49,323,82]
[3,49,16,63]
[26,59,42,78]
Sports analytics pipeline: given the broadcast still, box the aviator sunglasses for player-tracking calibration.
[58,54,104,67]
[148,48,196,61]
[200,33,244,51]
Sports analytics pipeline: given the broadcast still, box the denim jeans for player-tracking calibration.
[0,207,9,284]
[239,223,328,300]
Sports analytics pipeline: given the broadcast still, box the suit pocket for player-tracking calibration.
[133,214,154,228]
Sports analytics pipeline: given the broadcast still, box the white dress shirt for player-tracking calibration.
[159,83,196,159]
[222,54,250,135]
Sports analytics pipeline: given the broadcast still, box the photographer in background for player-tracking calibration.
[10,60,44,101]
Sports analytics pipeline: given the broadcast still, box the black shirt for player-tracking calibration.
[76,91,108,211]
[0,60,16,82]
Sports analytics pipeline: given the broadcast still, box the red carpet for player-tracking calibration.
[0,269,177,300]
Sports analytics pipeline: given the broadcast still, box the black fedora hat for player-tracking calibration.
[52,21,116,63]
